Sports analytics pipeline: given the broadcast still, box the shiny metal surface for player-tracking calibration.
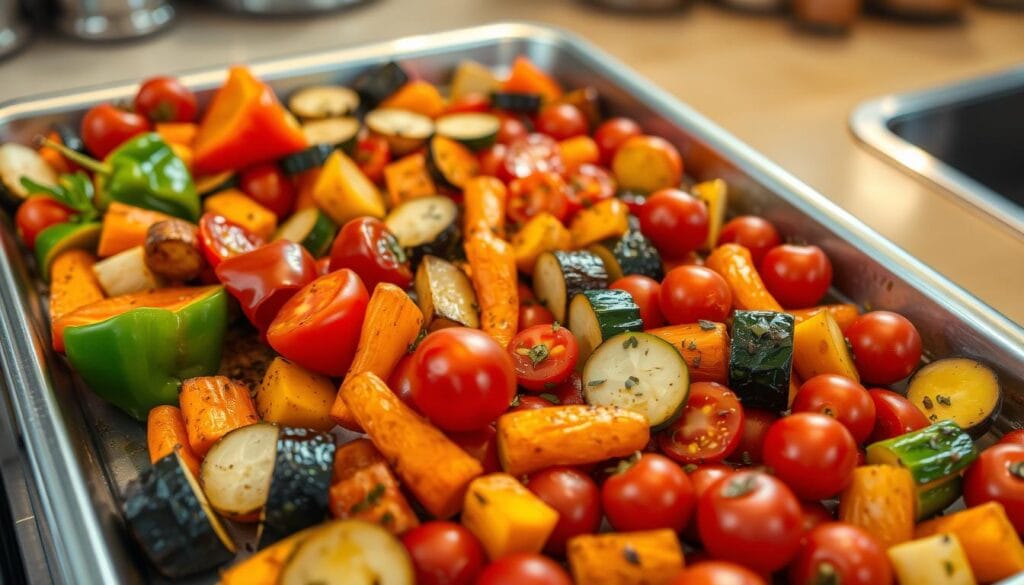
[850,66,1024,237]
[0,22,1023,584]
[0,1,31,61]
[54,0,175,41]
[211,0,369,15]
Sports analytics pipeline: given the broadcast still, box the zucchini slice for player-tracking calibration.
[907,358,1001,436]
[384,195,461,265]
[533,250,609,323]
[280,144,335,176]
[34,222,101,281]
[301,117,360,153]
[201,422,279,521]
[728,310,795,413]
[569,289,643,363]
[435,113,500,151]
[583,331,690,429]
[365,108,435,156]
[427,135,480,190]
[0,143,58,207]
[288,85,360,120]
[491,91,543,113]
[865,420,977,487]
[259,427,335,547]
[588,229,664,281]
[124,451,236,578]
[274,207,338,258]
[415,255,479,330]
[195,171,238,196]
[278,519,414,585]
[353,61,410,108]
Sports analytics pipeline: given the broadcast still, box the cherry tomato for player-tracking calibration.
[659,382,744,465]
[519,302,555,331]
[80,103,151,159]
[410,328,516,431]
[866,388,929,443]
[476,553,572,585]
[792,374,876,444]
[448,425,501,474]
[683,463,735,543]
[718,216,781,266]
[527,467,601,555]
[478,144,508,177]
[507,171,571,224]
[671,561,768,585]
[846,311,922,384]
[535,104,588,141]
[445,92,491,114]
[214,240,317,332]
[315,257,331,276]
[763,413,858,501]
[134,76,198,123]
[999,429,1024,446]
[266,268,369,377]
[602,453,695,532]
[639,189,709,259]
[799,501,834,534]
[15,197,73,249]
[197,213,264,267]
[510,395,553,412]
[566,163,616,212]
[728,408,778,466]
[329,217,412,291]
[619,190,646,216]
[500,134,564,183]
[388,353,417,409]
[759,245,832,309]
[551,372,585,405]
[964,444,1024,533]
[610,275,664,329]
[789,523,893,585]
[593,117,642,166]
[401,521,485,585]
[354,135,391,183]
[496,115,530,145]
[697,470,803,573]
[238,164,296,218]
[509,324,579,392]
[659,265,732,324]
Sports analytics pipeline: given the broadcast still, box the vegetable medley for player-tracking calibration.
[1,55,1021,585]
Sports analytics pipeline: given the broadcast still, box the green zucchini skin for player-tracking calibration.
[352,61,410,108]
[588,230,664,281]
[917,476,963,520]
[728,310,795,413]
[865,420,978,486]
[280,144,335,176]
[123,453,234,578]
[490,91,542,113]
[555,250,609,304]
[580,289,643,340]
[260,427,336,547]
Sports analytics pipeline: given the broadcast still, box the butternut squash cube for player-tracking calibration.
[203,189,277,240]
[915,502,1024,584]
[461,473,558,560]
[255,357,335,432]
[888,534,977,585]
[792,309,859,382]
[312,150,386,226]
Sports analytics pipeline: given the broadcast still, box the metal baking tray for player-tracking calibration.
[1,22,1022,585]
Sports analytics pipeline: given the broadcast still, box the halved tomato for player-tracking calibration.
[659,382,745,464]
[508,324,579,392]
[198,213,264,267]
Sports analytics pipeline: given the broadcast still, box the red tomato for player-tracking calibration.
[329,217,412,291]
[80,103,151,159]
[354,135,391,183]
[619,190,646,217]
[683,463,735,543]
[510,395,553,412]
[964,444,1024,533]
[15,197,73,249]
[659,382,744,465]
[610,275,664,329]
[846,311,922,385]
[388,353,417,409]
[1000,430,1024,446]
[536,104,588,141]
[478,144,508,177]
[728,408,778,466]
[792,375,876,444]
[134,76,198,123]
[602,453,695,532]
[759,245,833,309]
[509,324,579,392]
[639,189,709,259]
[566,163,616,212]
[799,501,834,534]
[445,92,491,114]
[659,266,732,324]
[476,553,572,585]
[671,561,768,585]
[718,216,781,266]
[401,521,485,585]
[500,134,564,183]
[697,470,803,573]
[593,117,642,166]
[551,372,585,405]
[410,328,517,431]
[266,268,369,376]
[496,115,530,145]
[866,388,929,443]
[519,302,555,331]
[238,164,296,218]
[214,240,317,332]
[198,213,264,267]
[527,467,601,555]
[447,425,500,474]
[507,171,571,224]
[789,523,893,585]
[762,413,858,501]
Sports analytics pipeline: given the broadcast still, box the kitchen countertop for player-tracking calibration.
[2,0,1023,323]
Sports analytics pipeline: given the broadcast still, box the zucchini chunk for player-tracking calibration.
[288,85,360,120]
[300,117,360,153]
[273,207,338,258]
[353,61,410,108]
[907,357,1001,436]
[582,331,690,429]
[728,310,795,413]
[917,475,963,520]
[144,218,205,281]
[415,255,479,331]
[533,250,609,323]
[0,143,58,207]
[195,171,238,195]
[866,420,978,487]
[587,229,664,281]
[365,108,434,156]
[435,112,500,151]
[279,519,414,585]
[427,135,480,190]
[201,422,279,521]
[280,144,335,176]
[491,91,543,113]
[384,195,461,265]
[259,427,336,547]
[124,451,236,578]
[569,289,643,363]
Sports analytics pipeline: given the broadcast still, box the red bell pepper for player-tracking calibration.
[214,240,317,332]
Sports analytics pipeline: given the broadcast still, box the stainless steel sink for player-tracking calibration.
[850,66,1024,235]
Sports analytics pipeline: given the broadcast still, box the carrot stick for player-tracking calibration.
[340,372,483,519]
[465,232,518,348]
[567,530,684,585]
[705,243,783,312]
[146,405,202,477]
[463,177,507,239]
[179,376,259,457]
[329,438,420,535]
[647,322,730,384]
[789,303,861,333]
[97,202,175,258]
[48,249,104,351]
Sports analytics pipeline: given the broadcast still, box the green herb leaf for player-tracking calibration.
[587,379,606,387]
[349,483,387,514]
[21,172,99,222]
[624,375,640,389]
[622,336,639,349]
[527,343,550,366]
[698,319,716,331]
[539,392,560,404]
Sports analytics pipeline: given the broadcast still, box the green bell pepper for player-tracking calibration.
[63,286,228,420]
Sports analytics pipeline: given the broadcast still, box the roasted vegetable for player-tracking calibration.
[415,255,479,330]
[201,422,278,521]
[383,153,436,208]
[588,229,664,282]
[97,202,174,258]
[219,529,307,585]
[92,245,163,296]
[907,358,1001,435]
[47,249,104,349]
[204,189,277,240]
[789,303,860,332]
[0,143,57,207]
[34,221,101,281]
[427,135,480,190]
[381,80,447,119]
[366,108,434,155]
[436,112,500,151]
[569,198,630,248]
[353,61,410,108]
[567,530,684,585]
[915,502,1024,584]
[451,60,501,100]
[329,439,419,535]
[255,357,335,432]
[300,117,360,152]
[384,195,461,265]
[692,178,728,251]
[706,243,783,312]
[887,534,977,585]
[647,322,730,384]
[180,375,259,457]
[533,250,609,323]
[259,427,335,546]
[838,464,915,548]
[791,308,859,382]
[288,85,360,120]
[728,310,795,413]
[465,231,518,347]
[313,150,387,226]
[146,405,201,478]
[273,207,337,258]
[570,290,643,364]
[462,473,559,560]
[278,519,414,585]
[511,212,572,275]
[463,176,507,238]
[144,218,204,281]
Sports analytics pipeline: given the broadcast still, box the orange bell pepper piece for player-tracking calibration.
[502,56,563,103]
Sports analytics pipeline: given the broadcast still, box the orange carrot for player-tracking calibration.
[647,322,730,384]
[463,176,507,238]
[705,243,783,312]
[48,249,104,350]
[383,153,436,208]
[381,80,447,118]
[465,232,518,348]
[146,405,202,477]
[155,122,198,147]
[97,202,175,258]
[502,56,563,102]
[179,376,259,457]
[329,438,420,535]
[789,303,861,333]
